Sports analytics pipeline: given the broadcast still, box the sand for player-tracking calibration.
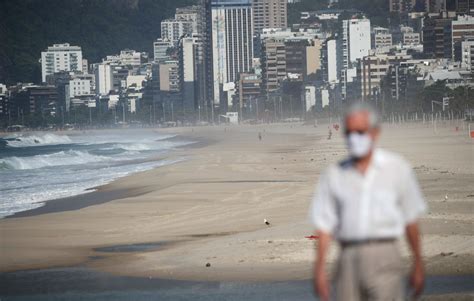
[1,122,473,290]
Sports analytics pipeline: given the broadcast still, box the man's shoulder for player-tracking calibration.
[327,149,411,170]
[323,158,352,177]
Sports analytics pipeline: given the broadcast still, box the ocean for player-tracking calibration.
[0,129,189,218]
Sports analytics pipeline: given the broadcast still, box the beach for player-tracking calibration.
[0,122,473,299]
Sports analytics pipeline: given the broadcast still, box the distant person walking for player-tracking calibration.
[310,104,427,301]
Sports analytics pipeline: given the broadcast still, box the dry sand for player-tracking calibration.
[1,122,473,289]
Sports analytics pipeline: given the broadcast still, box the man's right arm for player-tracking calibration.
[314,230,332,301]
[310,170,337,301]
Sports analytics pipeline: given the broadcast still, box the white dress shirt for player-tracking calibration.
[310,148,427,241]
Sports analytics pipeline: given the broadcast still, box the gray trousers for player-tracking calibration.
[334,241,404,301]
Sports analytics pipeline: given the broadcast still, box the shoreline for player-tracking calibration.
[3,133,210,219]
[1,123,473,288]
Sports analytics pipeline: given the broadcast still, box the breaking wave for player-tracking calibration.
[3,134,72,148]
[0,150,109,170]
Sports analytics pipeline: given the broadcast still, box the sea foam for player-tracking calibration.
[4,133,72,147]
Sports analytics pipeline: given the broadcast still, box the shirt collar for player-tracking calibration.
[342,148,385,171]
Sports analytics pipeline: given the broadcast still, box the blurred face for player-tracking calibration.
[344,111,380,159]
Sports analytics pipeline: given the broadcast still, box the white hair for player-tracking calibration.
[344,103,380,129]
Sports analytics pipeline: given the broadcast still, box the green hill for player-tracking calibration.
[0,0,195,84]
[1,0,392,85]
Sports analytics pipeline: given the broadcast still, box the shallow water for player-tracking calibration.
[1,267,472,300]
[0,130,190,218]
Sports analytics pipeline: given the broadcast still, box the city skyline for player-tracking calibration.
[1,0,473,129]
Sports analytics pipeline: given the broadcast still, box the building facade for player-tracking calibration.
[456,0,474,14]
[422,14,453,58]
[322,39,338,84]
[95,64,114,95]
[451,15,474,59]
[41,43,83,82]
[341,19,371,70]
[389,0,416,12]
[68,74,94,98]
[119,50,144,66]
[374,33,393,50]
[403,32,421,45]
[176,5,201,33]
[211,0,254,107]
[154,39,173,63]
[261,37,287,95]
[237,73,262,115]
[357,53,411,101]
[159,61,180,92]
[252,0,288,35]
[161,18,194,45]
[179,35,206,115]
[461,38,474,70]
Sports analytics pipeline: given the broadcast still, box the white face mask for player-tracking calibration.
[346,132,373,159]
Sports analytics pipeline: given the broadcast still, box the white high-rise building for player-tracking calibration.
[327,39,338,84]
[461,39,474,71]
[95,64,113,95]
[161,19,194,45]
[41,43,83,82]
[341,19,371,69]
[68,74,94,97]
[211,0,253,106]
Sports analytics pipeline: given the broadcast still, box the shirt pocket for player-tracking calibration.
[371,190,400,229]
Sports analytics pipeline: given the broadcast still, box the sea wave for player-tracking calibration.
[114,143,151,151]
[0,150,110,170]
[0,158,184,218]
[3,133,72,148]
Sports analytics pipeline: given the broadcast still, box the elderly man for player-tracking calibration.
[310,104,427,301]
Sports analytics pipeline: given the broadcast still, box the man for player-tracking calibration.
[310,104,427,301]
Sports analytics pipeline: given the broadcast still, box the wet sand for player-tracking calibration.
[0,122,473,298]
[1,266,472,300]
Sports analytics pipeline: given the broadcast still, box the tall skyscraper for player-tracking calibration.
[95,64,113,95]
[321,39,338,84]
[252,0,288,35]
[179,34,205,116]
[41,43,83,82]
[199,0,215,120]
[339,18,371,101]
[210,0,254,108]
[340,19,371,70]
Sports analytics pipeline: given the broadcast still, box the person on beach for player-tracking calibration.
[310,103,427,301]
